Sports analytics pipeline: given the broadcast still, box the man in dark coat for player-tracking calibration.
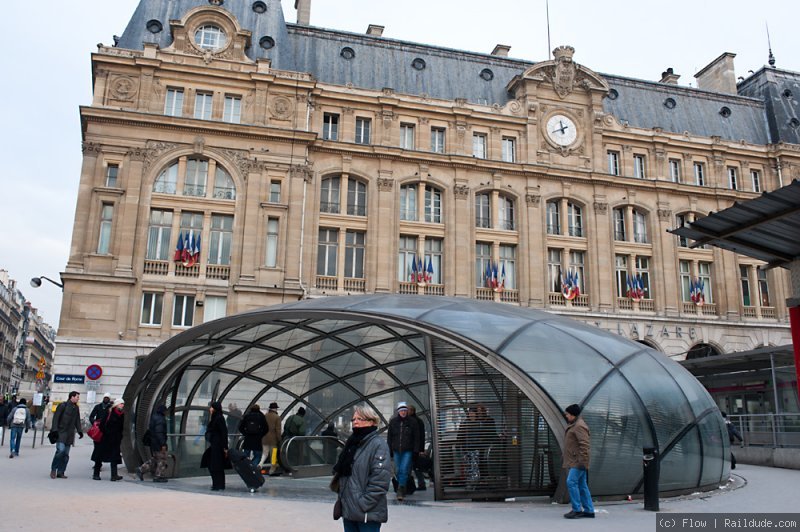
[283,407,307,468]
[387,401,420,500]
[137,404,169,482]
[408,405,427,490]
[50,391,83,479]
[92,398,125,481]
[201,401,229,491]
[563,404,594,519]
[238,404,268,465]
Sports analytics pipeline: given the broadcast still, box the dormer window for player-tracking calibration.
[195,25,226,51]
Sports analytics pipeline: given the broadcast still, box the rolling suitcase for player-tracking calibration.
[228,449,265,492]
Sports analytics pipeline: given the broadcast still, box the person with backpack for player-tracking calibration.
[238,404,268,465]
[283,407,307,469]
[136,404,170,483]
[6,398,32,458]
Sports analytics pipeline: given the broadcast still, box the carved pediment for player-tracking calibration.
[509,45,609,98]
[164,5,253,64]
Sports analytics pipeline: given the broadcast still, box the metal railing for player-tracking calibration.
[279,436,344,478]
[729,414,800,448]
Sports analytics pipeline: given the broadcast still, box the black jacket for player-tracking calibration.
[149,410,168,452]
[387,414,420,454]
[91,408,124,464]
[201,412,229,472]
[89,401,111,424]
[238,411,268,451]
[52,401,82,445]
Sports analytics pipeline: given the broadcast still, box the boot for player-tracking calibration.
[397,485,406,501]
[92,466,101,480]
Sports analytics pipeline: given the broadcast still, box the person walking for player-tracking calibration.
[563,404,595,519]
[201,401,229,491]
[137,404,169,482]
[722,412,744,470]
[407,406,427,491]
[333,404,391,532]
[238,404,268,465]
[226,402,241,447]
[88,393,112,471]
[283,407,307,468]
[0,396,9,445]
[387,401,419,501]
[92,398,125,481]
[258,402,282,472]
[50,391,83,479]
[6,398,32,458]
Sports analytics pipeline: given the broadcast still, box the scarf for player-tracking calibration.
[333,425,377,477]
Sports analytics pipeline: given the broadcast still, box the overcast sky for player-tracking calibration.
[1,0,798,328]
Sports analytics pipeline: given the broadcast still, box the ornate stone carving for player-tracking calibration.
[382,109,394,129]
[109,75,138,101]
[382,87,395,96]
[377,178,394,191]
[453,184,469,199]
[525,194,541,206]
[657,209,672,220]
[552,46,576,98]
[290,164,313,182]
[342,107,354,115]
[222,148,258,176]
[593,202,608,214]
[270,96,293,120]
[456,121,467,139]
[82,142,102,156]
[508,99,523,115]
[194,136,205,155]
[419,117,429,125]
[139,141,178,172]
[455,98,468,107]
[655,149,666,160]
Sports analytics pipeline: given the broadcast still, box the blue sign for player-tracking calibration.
[54,374,85,384]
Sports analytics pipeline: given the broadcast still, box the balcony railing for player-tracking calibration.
[212,187,236,200]
[475,217,491,229]
[617,297,633,311]
[315,276,338,291]
[475,287,494,301]
[175,263,200,277]
[183,185,207,197]
[320,202,340,214]
[153,182,176,194]
[761,307,776,319]
[548,292,589,308]
[548,292,565,306]
[398,281,417,295]
[143,260,169,276]
[346,205,367,216]
[343,277,366,293]
[638,299,655,312]
[743,306,757,318]
[500,289,519,303]
[571,294,589,308]
[424,284,444,296]
[682,302,717,315]
[207,264,230,281]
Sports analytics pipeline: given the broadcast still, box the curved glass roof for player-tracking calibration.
[126,295,729,496]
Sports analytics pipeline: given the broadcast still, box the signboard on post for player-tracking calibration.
[86,364,103,381]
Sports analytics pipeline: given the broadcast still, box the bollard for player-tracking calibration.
[642,447,659,511]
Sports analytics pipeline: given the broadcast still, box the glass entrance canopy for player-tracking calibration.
[123,295,729,499]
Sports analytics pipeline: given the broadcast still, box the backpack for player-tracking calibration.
[244,417,263,436]
[12,407,26,426]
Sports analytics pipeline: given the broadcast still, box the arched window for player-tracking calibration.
[567,202,582,237]
[153,157,236,200]
[546,200,560,234]
[400,184,417,221]
[320,176,341,214]
[424,185,442,223]
[347,178,367,216]
[195,25,226,51]
[154,163,178,194]
[633,210,648,243]
[498,195,515,230]
[475,193,491,228]
[613,207,648,243]
[213,166,236,200]
[686,343,721,359]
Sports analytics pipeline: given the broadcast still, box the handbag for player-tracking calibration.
[47,430,59,444]
[333,497,342,520]
[329,473,340,493]
[87,420,103,442]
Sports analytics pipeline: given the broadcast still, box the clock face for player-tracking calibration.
[546,114,578,147]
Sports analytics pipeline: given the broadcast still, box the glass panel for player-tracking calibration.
[261,327,319,351]
[698,413,728,485]
[546,321,641,363]
[647,352,718,417]
[423,308,532,351]
[334,324,396,345]
[248,357,305,383]
[278,368,315,396]
[292,337,349,363]
[388,359,428,385]
[361,340,422,365]
[319,351,372,378]
[348,369,400,396]
[228,323,285,343]
[659,425,701,491]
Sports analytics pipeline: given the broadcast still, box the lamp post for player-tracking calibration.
[30,276,63,291]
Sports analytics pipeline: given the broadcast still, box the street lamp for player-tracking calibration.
[30,276,63,291]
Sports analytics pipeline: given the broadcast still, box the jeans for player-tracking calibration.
[343,518,381,532]
[51,442,72,474]
[246,449,262,466]
[9,426,23,455]
[394,450,413,488]
[566,467,595,513]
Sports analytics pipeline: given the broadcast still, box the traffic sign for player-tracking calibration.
[86,364,103,381]
[35,370,45,380]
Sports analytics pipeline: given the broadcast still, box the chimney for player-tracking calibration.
[659,67,680,85]
[694,52,737,94]
[366,24,384,37]
[294,0,311,25]
[491,44,511,57]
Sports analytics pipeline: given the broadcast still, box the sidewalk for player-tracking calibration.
[1,434,797,531]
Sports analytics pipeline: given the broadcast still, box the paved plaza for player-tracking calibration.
[1,432,798,531]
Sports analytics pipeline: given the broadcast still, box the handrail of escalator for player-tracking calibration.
[279,435,344,474]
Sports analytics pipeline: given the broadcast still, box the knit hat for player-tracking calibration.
[565,404,581,417]
[112,398,125,408]
[397,401,408,411]
[269,402,279,410]
[103,392,111,398]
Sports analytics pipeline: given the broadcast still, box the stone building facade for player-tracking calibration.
[53,0,797,400]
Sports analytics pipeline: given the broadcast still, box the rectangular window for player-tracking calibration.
[194,92,213,120]
[567,203,582,237]
[165,88,184,117]
[105,164,119,187]
[633,211,648,243]
[615,255,629,298]
[679,260,692,302]
[633,154,646,178]
[398,236,418,282]
[547,248,563,293]
[495,245,514,289]
[424,238,443,285]
[475,242,491,287]
[501,137,516,163]
[758,268,770,307]
[269,181,281,203]
[699,262,713,303]
[140,292,163,326]
[499,197,515,230]
[184,159,208,197]
[669,159,681,183]
[472,133,487,158]
[344,230,365,279]
[751,170,761,193]
[546,201,560,235]
[431,127,446,153]
[172,294,195,327]
[265,217,279,268]
[424,186,442,223]
[694,162,705,186]
[355,117,371,145]
[97,203,114,254]
[323,113,339,141]
[728,167,738,190]
[400,123,415,150]
[347,178,367,216]
[208,214,233,265]
[400,185,417,221]
[475,194,491,228]
[569,251,586,293]
[635,256,651,299]
[740,265,751,306]
[223,95,242,124]
[320,177,341,214]
[179,212,203,255]
[613,208,626,241]
[316,228,338,276]
[203,296,227,323]
[607,151,620,176]
[146,209,173,260]
[676,214,689,247]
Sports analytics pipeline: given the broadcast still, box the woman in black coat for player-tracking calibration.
[92,398,125,481]
[201,401,229,491]
[238,405,268,465]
